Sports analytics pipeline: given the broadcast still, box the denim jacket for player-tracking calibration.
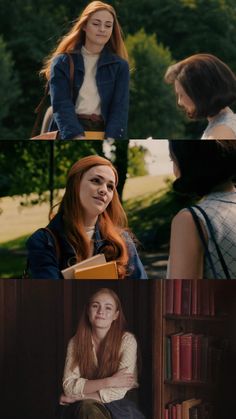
[26,213,147,279]
[49,46,130,140]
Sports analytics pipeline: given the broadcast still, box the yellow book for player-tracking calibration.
[61,254,106,279]
[182,398,202,419]
[84,131,104,140]
[74,260,118,279]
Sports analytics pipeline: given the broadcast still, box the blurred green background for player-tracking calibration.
[1,0,236,139]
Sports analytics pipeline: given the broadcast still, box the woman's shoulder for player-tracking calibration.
[101,48,129,67]
[26,227,54,249]
[121,331,137,346]
[203,108,236,139]
[171,209,198,229]
[51,53,74,69]
[120,229,138,250]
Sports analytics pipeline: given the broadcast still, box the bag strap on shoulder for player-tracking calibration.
[22,227,61,279]
[188,206,218,278]
[192,205,231,279]
[43,227,61,262]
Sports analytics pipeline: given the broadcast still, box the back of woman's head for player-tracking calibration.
[73,288,128,378]
[165,54,236,118]
[169,140,236,197]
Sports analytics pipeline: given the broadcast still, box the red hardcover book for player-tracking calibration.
[197,280,202,315]
[191,279,198,315]
[180,333,193,381]
[181,280,192,315]
[192,334,203,381]
[176,403,182,419]
[166,279,174,314]
[171,332,183,381]
[164,407,169,419]
[172,404,177,419]
[174,279,182,315]
[201,281,210,316]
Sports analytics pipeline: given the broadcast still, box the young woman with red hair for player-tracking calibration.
[39,1,129,140]
[26,155,147,279]
[57,288,146,418]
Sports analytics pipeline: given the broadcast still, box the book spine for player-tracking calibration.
[174,279,182,315]
[181,280,192,316]
[171,334,181,381]
[166,336,172,380]
[180,334,193,381]
[191,279,198,315]
[166,280,174,314]
[192,334,202,381]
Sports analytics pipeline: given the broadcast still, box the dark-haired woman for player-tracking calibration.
[167,140,236,279]
[57,288,146,419]
[26,155,147,279]
[164,54,236,139]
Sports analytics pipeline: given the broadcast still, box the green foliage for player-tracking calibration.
[0,140,103,199]
[0,36,21,138]
[0,0,78,138]
[126,29,185,138]
[128,145,149,177]
[125,179,194,249]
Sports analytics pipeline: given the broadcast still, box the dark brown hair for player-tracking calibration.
[169,140,236,197]
[165,54,236,119]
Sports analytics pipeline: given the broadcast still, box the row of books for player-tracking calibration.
[165,279,215,316]
[165,332,226,382]
[164,399,213,419]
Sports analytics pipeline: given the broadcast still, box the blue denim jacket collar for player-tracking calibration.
[71,45,119,72]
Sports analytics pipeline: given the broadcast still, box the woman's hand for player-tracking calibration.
[59,394,81,405]
[72,135,86,139]
[108,368,135,388]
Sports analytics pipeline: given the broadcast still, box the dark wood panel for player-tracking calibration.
[0,279,155,419]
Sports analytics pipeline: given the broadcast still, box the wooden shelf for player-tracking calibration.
[164,379,214,387]
[164,314,228,321]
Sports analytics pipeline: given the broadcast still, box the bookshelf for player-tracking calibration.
[152,279,236,419]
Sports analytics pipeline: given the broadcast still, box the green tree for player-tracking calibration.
[0,140,103,199]
[126,29,185,139]
[128,145,149,177]
[0,36,21,139]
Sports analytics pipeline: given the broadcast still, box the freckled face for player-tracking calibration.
[88,292,119,332]
[174,80,196,118]
[79,165,116,225]
[83,10,114,50]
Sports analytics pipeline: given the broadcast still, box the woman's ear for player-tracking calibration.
[113,310,119,321]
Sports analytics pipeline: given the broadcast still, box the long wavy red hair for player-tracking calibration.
[58,155,130,278]
[40,1,129,80]
[71,288,128,378]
